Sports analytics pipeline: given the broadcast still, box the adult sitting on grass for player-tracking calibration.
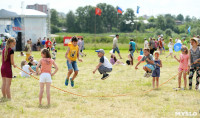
[93,49,112,80]
[21,61,36,77]
[110,54,125,65]
[113,34,122,59]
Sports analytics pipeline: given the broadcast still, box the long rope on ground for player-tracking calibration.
[16,66,180,98]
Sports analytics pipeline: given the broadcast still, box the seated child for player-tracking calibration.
[110,54,124,65]
[31,62,37,72]
[21,61,35,77]
[135,48,155,78]
[93,49,112,80]
[28,56,38,67]
[126,54,133,65]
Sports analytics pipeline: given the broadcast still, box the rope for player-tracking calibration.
[16,66,181,98]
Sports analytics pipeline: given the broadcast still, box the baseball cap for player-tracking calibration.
[95,49,105,54]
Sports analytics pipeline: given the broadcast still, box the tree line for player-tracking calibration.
[50,3,200,37]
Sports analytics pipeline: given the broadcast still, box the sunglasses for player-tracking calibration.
[181,48,185,51]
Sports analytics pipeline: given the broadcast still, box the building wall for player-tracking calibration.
[26,4,48,14]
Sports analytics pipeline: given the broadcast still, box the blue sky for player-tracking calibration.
[1,0,200,18]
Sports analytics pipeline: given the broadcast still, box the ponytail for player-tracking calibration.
[4,37,16,61]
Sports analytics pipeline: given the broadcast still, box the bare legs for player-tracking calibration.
[39,82,51,105]
[1,77,12,99]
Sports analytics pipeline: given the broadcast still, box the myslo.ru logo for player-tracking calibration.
[175,111,198,116]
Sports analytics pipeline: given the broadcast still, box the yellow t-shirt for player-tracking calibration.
[67,45,79,61]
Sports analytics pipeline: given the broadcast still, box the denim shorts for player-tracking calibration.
[66,60,79,71]
[152,69,160,77]
[144,64,155,71]
[130,50,135,57]
[113,47,120,54]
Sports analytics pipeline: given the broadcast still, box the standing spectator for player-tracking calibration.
[162,39,165,53]
[77,38,83,57]
[113,34,122,59]
[37,38,41,51]
[158,38,163,54]
[80,38,86,56]
[25,40,32,61]
[149,38,155,55]
[182,38,187,46]
[154,39,158,51]
[144,38,149,48]
[2,39,7,50]
[52,38,56,47]
[166,38,174,58]
[41,37,46,49]
[45,38,52,51]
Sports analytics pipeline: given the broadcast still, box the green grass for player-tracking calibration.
[0,50,200,117]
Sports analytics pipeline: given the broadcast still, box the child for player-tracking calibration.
[25,40,31,61]
[166,38,174,58]
[93,49,112,80]
[174,46,189,90]
[110,54,124,65]
[52,47,57,60]
[20,51,24,56]
[152,51,162,88]
[188,38,200,90]
[36,48,58,106]
[1,37,16,100]
[45,38,52,52]
[126,54,133,65]
[135,48,155,78]
[65,36,82,87]
[140,48,143,55]
[21,61,35,77]
[31,62,37,72]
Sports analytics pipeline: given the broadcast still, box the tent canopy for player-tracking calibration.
[0,9,47,18]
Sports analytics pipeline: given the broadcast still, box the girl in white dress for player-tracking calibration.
[166,38,174,58]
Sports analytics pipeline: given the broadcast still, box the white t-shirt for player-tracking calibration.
[21,65,30,77]
[100,56,112,69]
[113,37,118,48]
[144,40,149,48]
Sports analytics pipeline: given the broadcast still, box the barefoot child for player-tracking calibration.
[152,51,162,88]
[135,48,155,78]
[36,49,58,106]
[174,46,189,90]
[126,54,133,65]
[188,38,200,90]
[1,37,16,100]
[93,49,112,80]
[65,36,82,87]
[110,54,124,65]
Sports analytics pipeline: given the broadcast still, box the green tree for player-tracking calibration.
[176,14,184,21]
[65,11,76,32]
[185,15,191,22]
[50,9,59,26]
[156,15,166,31]
[165,28,173,37]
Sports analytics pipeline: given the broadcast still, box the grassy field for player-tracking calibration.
[0,49,200,118]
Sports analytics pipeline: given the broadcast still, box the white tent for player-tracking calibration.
[0,9,48,49]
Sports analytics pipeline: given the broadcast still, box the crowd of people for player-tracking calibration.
[1,34,200,106]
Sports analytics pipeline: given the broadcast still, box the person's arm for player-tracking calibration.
[146,58,154,64]
[51,61,58,76]
[65,47,71,63]
[156,60,162,67]
[36,60,42,75]
[174,55,180,62]
[93,62,102,74]
[77,47,82,62]
[135,61,141,69]
[10,53,16,68]
[29,67,35,73]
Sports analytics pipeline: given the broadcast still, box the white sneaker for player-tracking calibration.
[146,72,152,78]
[144,73,148,77]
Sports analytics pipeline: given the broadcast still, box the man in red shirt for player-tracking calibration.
[45,38,52,51]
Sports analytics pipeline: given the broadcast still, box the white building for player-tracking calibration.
[0,9,48,50]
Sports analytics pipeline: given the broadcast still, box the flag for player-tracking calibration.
[188,26,191,34]
[117,7,123,14]
[95,8,102,16]
[137,6,140,14]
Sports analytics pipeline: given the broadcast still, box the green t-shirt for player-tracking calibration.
[183,40,187,45]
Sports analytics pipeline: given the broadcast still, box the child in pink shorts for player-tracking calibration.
[174,46,189,90]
